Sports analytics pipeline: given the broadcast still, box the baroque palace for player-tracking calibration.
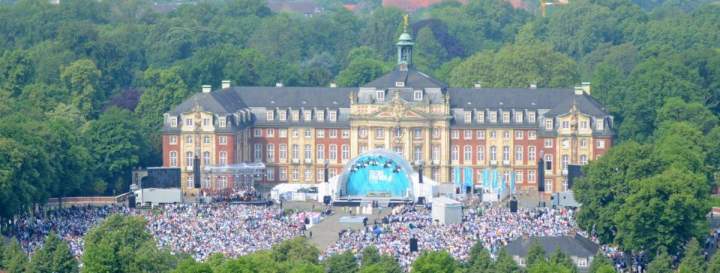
[162,24,614,197]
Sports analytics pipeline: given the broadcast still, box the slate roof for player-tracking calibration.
[363,68,447,89]
[505,235,599,258]
[448,88,576,109]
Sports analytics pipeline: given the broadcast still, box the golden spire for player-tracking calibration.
[403,14,409,32]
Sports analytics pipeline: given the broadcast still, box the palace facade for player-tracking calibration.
[161,28,614,197]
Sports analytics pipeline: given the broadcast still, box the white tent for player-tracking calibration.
[270,183,317,201]
[432,196,462,225]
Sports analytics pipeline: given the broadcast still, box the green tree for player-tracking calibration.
[336,59,388,87]
[27,233,78,273]
[60,59,102,118]
[548,249,577,273]
[171,258,213,273]
[414,27,448,72]
[449,43,578,88]
[588,252,613,273]
[466,241,493,272]
[0,49,35,97]
[526,239,546,267]
[324,251,358,273]
[361,246,381,266]
[646,247,673,273]
[527,261,574,273]
[84,107,145,194]
[677,238,706,273]
[656,97,718,134]
[2,239,28,273]
[82,214,176,273]
[709,249,720,273]
[493,248,519,273]
[270,237,319,265]
[410,251,458,273]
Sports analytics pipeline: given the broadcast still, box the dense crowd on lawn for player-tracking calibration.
[322,205,578,268]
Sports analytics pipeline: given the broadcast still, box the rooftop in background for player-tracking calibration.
[267,0,324,16]
[505,234,599,258]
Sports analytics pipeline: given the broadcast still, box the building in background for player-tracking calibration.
[162,20,613,197]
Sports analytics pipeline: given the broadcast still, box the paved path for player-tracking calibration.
[307,207,392,250]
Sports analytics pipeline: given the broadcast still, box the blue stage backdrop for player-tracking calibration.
[346,155,411,197]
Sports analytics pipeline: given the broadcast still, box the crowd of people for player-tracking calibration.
[2,206,130,257]
[323,204,578,269]
[141,203,305,260]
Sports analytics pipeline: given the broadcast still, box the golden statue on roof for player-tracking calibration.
[403,14,409,32]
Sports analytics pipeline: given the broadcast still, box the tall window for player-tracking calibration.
[477,111,485,123]
[304,145,312,160]
[596,119,604,130]
[329,110,337,122]
[432,128,440,139]
[304,129,312,138]
[185,118,193,126]
[489,111,497,123]
[202,118,209,127]
[266,110,274,121]
[279,168,287,181]
[464,145,472,162]
[304,110,312,121]
[490,130,496,139]
[464,112,472,123]
[254,144,263,162]
[528,146,536,161]
[528,112,536,123]
[266,129,275,138]
[292,129,299,138]
[515,112,523,123]
[528,131,537,140]
[502,111,510,123]
[203,151,210,165]
[317,168,324,182]
[414,90,423,101]
[515,171,523,184]
[329,129,338,138]
[219,136,227,145]
[329,144,338,161]
[341,145,349,161]
[169,136,177,145]
[545,155,553,171]
[413,128,422,139]
[279,144,287,162]
[503,146,510,161]
[451,145,459,161]
[451,130,459,139]
[342,129,350,138]
[580,155,588,165]
[515,131,524,140]
[580,139,588,147]
[219,117,226,127]
[317,110,325,121]
[432,145,440,161]
[170,117,177,127]
[266,144,275,163]
[596,140,606,149]
[544,139,553,148]
[562,121,570,129]
[279,129,288,138]
[545,119,553,130]
[186,135,193,144]
[219,151,227,165]
[515,146,523,161]
[476,130,485,139]
[503,130,510,139]
[304,169,312,181]
[359,127,368,138]
[254,129,262,137]
[317,129,325,138]
[279,110,287,121]
[186,152,194,167]
[528,170,536,183]
[169,151,177,167]
[360,144,368,154]
[291,168,299,181]
[203,135,211,144]
[414,146,422,161]
[292,144,299,160]
[562,155,569,170]
[477,146,484,162]
[292,110,299,121]
[266,168,275,181]
[375,128,384,139]
[490,146,497,161]
[317,144,325,161]
[186,176,193,189]
[376,90,385,102]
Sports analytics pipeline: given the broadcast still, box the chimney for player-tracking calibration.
[221,80,231,89]
[529,83,537,89]
[581,82,591,95]
[275,82,284,88]
[330,82,337,88]
[202,85,212,93]
[574,85,585,95]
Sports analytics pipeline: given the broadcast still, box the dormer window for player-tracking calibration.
[489,111,497,123]
[202,118,209,126]
[464,111,472,124]
[317,110,325,121]
[329,110,337,122]
[395,81,405,87]
[597,119,604,130]
[529,112,536,123]
[413,90,422,101]
[279,110,287,121]
[185,118,193,126]
[477,111,485,123]
[219,117,226,128]
[266,110,274,121]
[376,90,385,102]
[515,112,523,123]
[545,119,553,130]
[303,110,312,122]
[291,110,300,121]
[170,117,177,127]
[502,111,510,123]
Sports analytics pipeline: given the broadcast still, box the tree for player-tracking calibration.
[526,239,546,267]
[527,261,574,273]
[493,248,519,273]
[359,7,403,60]
[60,59,102,118]
[335,59,388,87]
[84,107,145,194]
[410,251,458,273]
[449,43,578,88]
[2,239,28,273]
[271,237,320,265]
[27,233,78,273]
[171,258,213,273]
[677,238,706,273]
[361,246,381,266]
[466,241,493,272]
[0,49,35,97]
[588,252,613,273]
[709,249,720,273]
[548,249,577,273]
[324,251,358,273]
[414,27,448,72]
[656,97,718,134]
[82,214,176,273]
[646,247,673,273]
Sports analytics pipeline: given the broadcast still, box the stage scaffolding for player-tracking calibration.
[202,163,266,193]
